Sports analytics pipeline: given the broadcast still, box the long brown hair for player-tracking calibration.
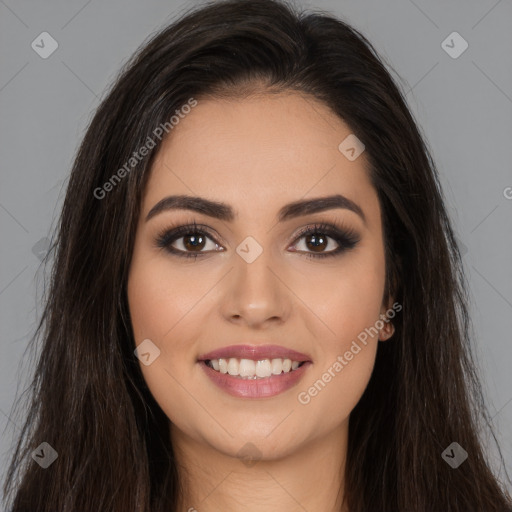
[3,0,511,510]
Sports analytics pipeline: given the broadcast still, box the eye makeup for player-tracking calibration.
[153,218,361,260]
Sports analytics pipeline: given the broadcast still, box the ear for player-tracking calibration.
[378,299,396,342]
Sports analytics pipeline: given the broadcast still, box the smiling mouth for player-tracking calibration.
[204,357,306,379]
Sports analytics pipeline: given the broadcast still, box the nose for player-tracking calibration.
[220,246,290,328]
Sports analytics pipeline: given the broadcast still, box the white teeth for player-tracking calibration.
[239,358,256,377]
[227,358,239,375]
[218,358,228,374]
[206,357,303,378]
[271,358,283,375]
[255,359,272,378]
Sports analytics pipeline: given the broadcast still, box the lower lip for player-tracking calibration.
[199,361,312,398]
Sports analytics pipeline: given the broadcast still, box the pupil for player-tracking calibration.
[306,233,326,252]
[184,234,205,251]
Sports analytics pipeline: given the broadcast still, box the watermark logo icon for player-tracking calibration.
[442,442,468,468]
[236,236,263,264]
[31,32,59,59]
[32,237,51,261]
[134,338,161,366]
[441,32,468,59]
[454,236,468,257]
[338,134,365,161]
[237,442,262,467]
[31,442,58,469]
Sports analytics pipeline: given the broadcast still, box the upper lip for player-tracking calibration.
[198,344,312,362]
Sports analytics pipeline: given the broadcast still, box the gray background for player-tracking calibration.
[1,0,511,497]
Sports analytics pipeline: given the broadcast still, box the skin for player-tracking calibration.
[127,90,395,512]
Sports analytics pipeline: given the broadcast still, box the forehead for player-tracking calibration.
[143,92,379,226]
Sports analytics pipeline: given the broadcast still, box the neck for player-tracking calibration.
[171,422,349,512]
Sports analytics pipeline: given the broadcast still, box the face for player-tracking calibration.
[127,91,393,462]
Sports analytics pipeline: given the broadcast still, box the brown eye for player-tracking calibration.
[181,233,207,252]
[155,224,223,259]
[294,231,339,255]
[290,222,360,259]
[304,232,330,253]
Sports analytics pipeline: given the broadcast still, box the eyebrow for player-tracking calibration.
[145,194,366,224]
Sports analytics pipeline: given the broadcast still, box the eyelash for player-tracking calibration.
[154,220,360,260]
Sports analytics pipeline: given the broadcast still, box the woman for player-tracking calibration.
[3,0,511,510]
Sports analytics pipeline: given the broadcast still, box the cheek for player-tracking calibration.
[296,249,386,353]
[127,248,212,348]
[127,255,203,433]
[127,248,220,428]
[292,251,384,421]
[295,341,377,436]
